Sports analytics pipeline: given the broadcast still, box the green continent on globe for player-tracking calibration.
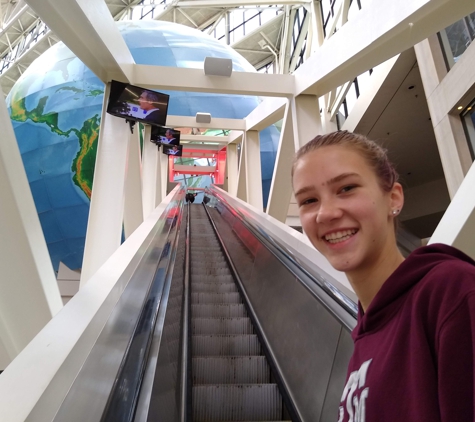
[9,88,102,199]
[71,115,100,199]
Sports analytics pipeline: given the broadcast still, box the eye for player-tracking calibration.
[298,197,318,207]
[339,185,357,194]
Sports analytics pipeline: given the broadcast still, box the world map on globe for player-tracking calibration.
[6,20,280,273]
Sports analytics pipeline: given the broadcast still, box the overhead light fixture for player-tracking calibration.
[457,106,463,110]
[204,57,232,77]
[196,112,211,124]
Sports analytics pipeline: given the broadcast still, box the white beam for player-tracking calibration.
[226,143,238,196]
[123,128,144,239]
[180,134,229,144]
[25,0,135,82]
[133,64,295,97]
[0,79,62,368]
[142,125,160,220]
[176,0,310,6]
[294,0,475,96]
[228,130,244,144]
[166,115,246,131]
[244,130,263,210]
[246,97,287,131]
[430,161,475,259]
[80,84,129,285]
[266,101,295,222]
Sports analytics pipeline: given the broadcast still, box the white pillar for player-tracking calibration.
[141,125,159,219]
[266,101,295,222]
[319,93,339,134]
[157,151,169,205]
[80,83,129,286]
[225,143,238,196]
[244,130,263,210]
[123,126,144,239]
[266,95,322,222]
[0,92,62,367]
[236,139,247,202]
[415,36,473,198]
[430,160,475,259]
[292,94,322,149]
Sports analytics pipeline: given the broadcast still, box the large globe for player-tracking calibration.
[6,20,280,272]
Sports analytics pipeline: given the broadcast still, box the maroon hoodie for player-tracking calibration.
[338,244,475,422]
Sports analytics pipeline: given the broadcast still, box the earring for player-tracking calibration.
[392,209,399,216]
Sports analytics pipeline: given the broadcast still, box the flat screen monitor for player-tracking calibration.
[151,126,181,146]
[106,80,169,127]
[162,144,183,157]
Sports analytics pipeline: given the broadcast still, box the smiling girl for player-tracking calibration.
[292,130,475,422]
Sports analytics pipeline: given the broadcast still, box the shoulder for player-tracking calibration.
[409,246,475,322]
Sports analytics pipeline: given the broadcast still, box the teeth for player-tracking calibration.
[324,229,357,244]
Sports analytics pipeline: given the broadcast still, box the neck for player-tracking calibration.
[347,246,405,312]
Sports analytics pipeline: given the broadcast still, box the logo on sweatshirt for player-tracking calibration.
[338,359,372,422]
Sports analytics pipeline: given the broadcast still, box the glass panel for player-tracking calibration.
[345,82,358,115]
[440,13,475,68]
[462,100,475,161]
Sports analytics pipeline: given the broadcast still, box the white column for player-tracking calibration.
[266,95,322,222]
[123,126,144,239]
[225,143,238,196]
[236,139,247,202]
[244,130,263,210]
[80,83,129,286]
[415,36,473,198]
[266,101,295,222]
[0,92,62,367]
[319,93,339,134]
[141,125,159,219]
[156,151,169,205]
[430,160,475,259]
[292,94,322,149]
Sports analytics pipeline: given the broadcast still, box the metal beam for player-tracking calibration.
[294,0,475,96]
[176,0,311,7]
[25,0,135,83]
[133,63,295,97]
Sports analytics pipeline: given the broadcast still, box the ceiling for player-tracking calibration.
[0,0,457,239]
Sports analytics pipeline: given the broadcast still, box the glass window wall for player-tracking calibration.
[462,99,475,161]
[439,12,475,69]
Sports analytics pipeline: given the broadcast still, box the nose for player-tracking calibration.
[316,199,343,224]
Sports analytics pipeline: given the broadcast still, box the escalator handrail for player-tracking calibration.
[100,195,185,422]
[179,202,191,422]
[206,187,357,330]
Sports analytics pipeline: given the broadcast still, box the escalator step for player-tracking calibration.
[193,356,270,384]
[192,267,233,276]
[192,260,229,269]
[193,283,238,293]
[192,304,247,318]
[192,335,261,356]
[192,292,242,304]
[192,384,282,422]
[192,318,254,335]
[192,274,235,283]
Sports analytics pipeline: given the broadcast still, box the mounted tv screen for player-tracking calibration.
[162,144,183,157]
[151,126,181,146]
[106,80,169,127]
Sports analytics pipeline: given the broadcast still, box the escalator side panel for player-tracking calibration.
[207,206,353,422]
[319,328,354,422]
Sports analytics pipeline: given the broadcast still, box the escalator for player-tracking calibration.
[18,187,356,422]
[189,204,289,421]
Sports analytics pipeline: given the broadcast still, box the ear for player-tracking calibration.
[389,182,404,216]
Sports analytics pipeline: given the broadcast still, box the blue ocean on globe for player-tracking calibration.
[6,20,280,272]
